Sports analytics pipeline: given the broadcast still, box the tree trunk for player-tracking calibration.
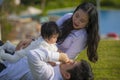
[41,0,46,11]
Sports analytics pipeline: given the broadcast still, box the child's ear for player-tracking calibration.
[63,72,71,79]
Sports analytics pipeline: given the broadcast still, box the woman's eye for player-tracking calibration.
[80,19,86,23]
[75,14,79,18]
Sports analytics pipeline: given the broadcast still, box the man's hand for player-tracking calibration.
[15,39,32,50]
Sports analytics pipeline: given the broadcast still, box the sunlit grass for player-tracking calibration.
[76,40,120,80]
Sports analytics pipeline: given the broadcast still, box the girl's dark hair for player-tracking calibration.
[41,21,60,39]
[68,60,94,80]
[57,2,100,62]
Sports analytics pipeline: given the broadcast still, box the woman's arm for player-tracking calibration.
[65,36,86,59]
[58,30,87,59]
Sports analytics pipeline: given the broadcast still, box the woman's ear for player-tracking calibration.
[63,72,71,79]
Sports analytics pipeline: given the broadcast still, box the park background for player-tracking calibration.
[0,0,120,80]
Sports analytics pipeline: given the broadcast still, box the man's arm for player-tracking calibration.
[27,49,55,80]
[15,39,33,50]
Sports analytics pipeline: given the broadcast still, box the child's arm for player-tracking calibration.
[48,52,70,66]
[57,49,63,53]
[47,61,56,66]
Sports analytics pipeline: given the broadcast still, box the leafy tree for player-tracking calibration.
[80,0,96,5]
[0,0,15,41]
[101,0,120,8]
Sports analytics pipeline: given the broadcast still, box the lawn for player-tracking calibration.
[76,40,120,80]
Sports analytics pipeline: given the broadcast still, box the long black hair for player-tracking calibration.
[57,2,100,62]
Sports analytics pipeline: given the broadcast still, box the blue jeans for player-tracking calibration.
[0,72,34,80]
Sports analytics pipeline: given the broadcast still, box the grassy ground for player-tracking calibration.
[76,40,120,80]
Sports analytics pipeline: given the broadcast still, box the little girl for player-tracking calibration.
[0,21,67,63]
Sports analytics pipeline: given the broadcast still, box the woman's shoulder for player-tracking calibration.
[63,13,73,17]
[56,13,73,26]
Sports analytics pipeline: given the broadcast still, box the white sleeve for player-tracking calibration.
[0,51,21,63]
[56,13,73,27]
[0,49,27,63]
[27,49,59,80]
[27,49,53,80]
[28,48,59,63]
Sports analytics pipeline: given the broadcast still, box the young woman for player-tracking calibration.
[56,2,100,62]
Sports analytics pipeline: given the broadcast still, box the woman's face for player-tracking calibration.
[72,9,89,29]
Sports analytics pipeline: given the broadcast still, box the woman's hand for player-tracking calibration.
[15,39,33,50]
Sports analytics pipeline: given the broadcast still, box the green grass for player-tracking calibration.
[76,40,120,80]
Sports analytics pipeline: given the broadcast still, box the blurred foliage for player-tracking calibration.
[20,0,120,13]
[21,0,40,5]
[0,0,15,41]
[0,17,13,42]
[80,0,96,6]
[101,0,120,9]
[1,0,120,41]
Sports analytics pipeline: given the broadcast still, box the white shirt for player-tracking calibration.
[56,13,87,59]
[27,48,63,80]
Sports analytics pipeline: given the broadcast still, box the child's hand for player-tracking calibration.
[57,49,63,53]
[48,61,56,66]
[59,53,70,63]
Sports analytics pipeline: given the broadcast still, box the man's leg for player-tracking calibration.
[0,41,6,72]
[20,72,34,80]
[1,41,16,55]
[0,40,4,46]
[0,63,6,72]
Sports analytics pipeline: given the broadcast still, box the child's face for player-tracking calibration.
[46,34,59,44]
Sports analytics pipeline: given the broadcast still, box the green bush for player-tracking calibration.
[1,17,13,41]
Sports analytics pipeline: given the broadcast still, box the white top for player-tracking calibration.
[56,13,87,59]
[1,37,58,63]
[27,48,63,80]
